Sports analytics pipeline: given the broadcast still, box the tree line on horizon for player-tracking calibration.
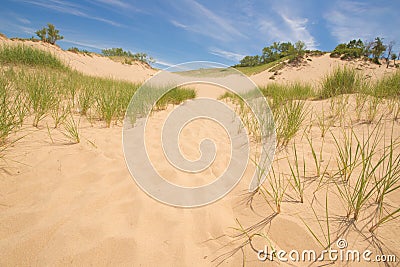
[101,48,154,65]
[237,37,399,68]
[235,40,308,67]
[331,37,399,67]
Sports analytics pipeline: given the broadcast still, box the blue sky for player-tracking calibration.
[1,0,399,68]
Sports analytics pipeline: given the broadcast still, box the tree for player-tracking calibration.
[46,23,63,45]
[331,39,364,59]
[294,40,306,56]
[371,37,386,64]
[386,41,394,68]
[35,27,47,42]
[35,23,63,45]
[363,41,373,58]
[392,53,397,65]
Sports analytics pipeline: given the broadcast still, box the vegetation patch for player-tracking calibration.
[0,44,65,69]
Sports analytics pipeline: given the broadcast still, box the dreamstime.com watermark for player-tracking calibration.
[257,238,397,263]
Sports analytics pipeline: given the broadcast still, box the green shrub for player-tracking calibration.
[102,48,154,64]
[35,23,63,45]
[330,39,364,60]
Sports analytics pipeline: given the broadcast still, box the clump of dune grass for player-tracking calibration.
[288,142,305,203]
[26,74,56,127]
[0,44,65,69]
[368,70,400,98]
[259,166,288,214]
[365,97,382,124]
[260,82,315,104]
[274,100,307,147]
[63,114,80,144]
[328,95,349,126]
[386,98,399,120]
[95,85,120,127]
[0,73,27,143]
[354,93,368,122]
[316,107,333,138]
[155,87,196,110]
[334,123,384,221]
[319,66,362,99]
[306,135,328,180]
[78,86,95,116]
[332,127,362,183]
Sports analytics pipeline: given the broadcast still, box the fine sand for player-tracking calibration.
[251,53,397,87]
[0,39,399,266]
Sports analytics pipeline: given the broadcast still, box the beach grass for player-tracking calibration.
[0,45,196,130]
[319,66,362,99]
[0,44,65,69]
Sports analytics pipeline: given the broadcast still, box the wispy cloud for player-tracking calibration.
[0,17,35,35]
[89,0,143,13]
[166,0,247,41]
[92,0,131,9]
[280,14,317,49]
[257,4,318,50]
[16,17,31,24]
[19,0,122,27]
[209,48,245,62]
[324,0,400,44]
[154,59,174,68]
[61,39,116,50]
[170,20,187,29]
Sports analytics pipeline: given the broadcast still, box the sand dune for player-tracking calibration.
[251,53,397,87]
[0,39,399,266]
[0,37,156,83]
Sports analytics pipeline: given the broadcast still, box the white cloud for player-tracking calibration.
[170,20,187,29]
[209,48,245,62]
[167,0,247,42]
[154,60,174,68]
[61,39,116,50]
[280,14,317,49]
[19,0,122,27]
[258,12,317,50]
[324,0,400,45]
[92,0,131,9]
[16,17,31,24]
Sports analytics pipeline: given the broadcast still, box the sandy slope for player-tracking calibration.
[0,39,399,266]
[251,53,398,87]
[0,36,156,83]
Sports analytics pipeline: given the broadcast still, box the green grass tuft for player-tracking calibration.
[0,44,66,69]
[319,66,362,99]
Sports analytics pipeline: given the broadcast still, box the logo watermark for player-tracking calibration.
[257,238,396,263]
[122,61,276,207]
